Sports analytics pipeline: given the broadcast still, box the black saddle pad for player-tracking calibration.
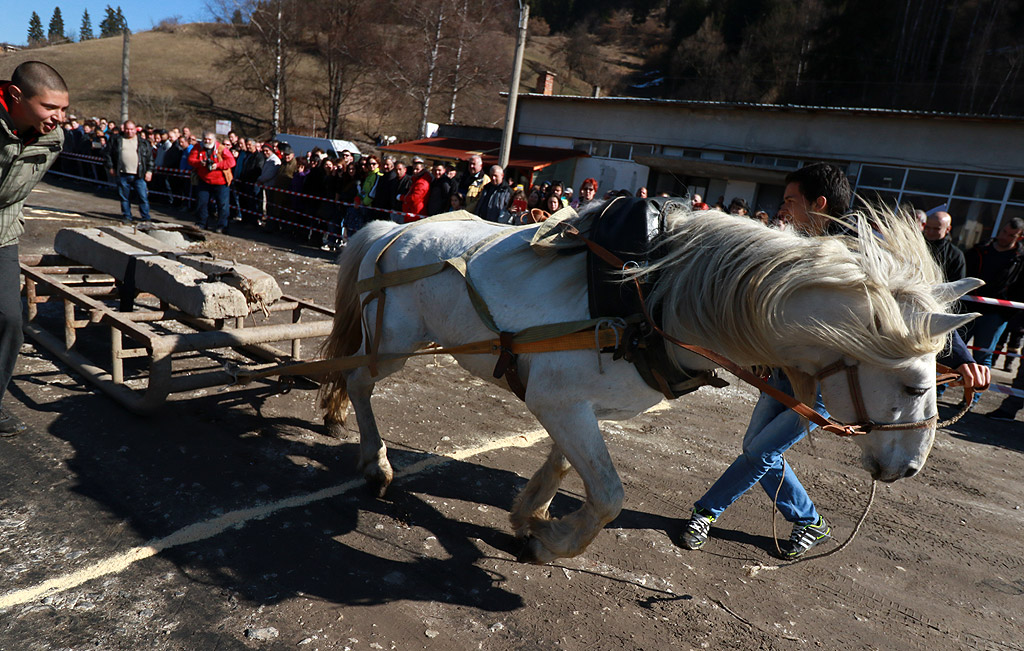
[586,196,672,319]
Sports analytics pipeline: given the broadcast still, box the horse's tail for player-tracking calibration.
[318,221,399,429]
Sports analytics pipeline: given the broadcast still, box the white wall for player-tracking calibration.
[570,158,649,195]
[518,134,574,149]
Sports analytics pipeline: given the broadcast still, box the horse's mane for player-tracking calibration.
[631,204,951,369]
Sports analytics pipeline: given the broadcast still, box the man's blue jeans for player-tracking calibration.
[197,182,230,230]
[695,371,827,526]
[116,174,151,221]
[964,311,1008,367]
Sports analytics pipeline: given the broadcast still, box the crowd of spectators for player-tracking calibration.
[55,117,669,252]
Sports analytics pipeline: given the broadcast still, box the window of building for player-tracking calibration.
[954,175,1007,201]
[948,198,1001,249]
[752,155,801,169]
[1007,179,1024,203]
[859,165,905,189]
[572,140,591,155]
[592,141,611,158]
[858,189,900,208]
[609,143,633,160]
[904,170,954,195]
[631,144,654,158]
[900,193,947,212]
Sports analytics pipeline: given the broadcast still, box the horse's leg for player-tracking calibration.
[510,443,572,537]
[321,385,350,439]
[518,402,624,564]
[346,365,393,497]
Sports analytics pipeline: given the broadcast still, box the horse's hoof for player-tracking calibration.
[323,419,351,440]
[515,536,551,565]
[362,478,389,499]
[362,467,392,498]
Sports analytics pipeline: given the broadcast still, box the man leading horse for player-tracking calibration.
[679,162,990,559]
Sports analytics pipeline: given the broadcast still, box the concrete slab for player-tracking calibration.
[54,227,252,318]
[97,225,283,308]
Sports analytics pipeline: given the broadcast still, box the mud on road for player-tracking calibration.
[0,178,1021,650]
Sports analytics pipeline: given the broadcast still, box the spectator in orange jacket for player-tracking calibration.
[188,132,236,233]
[401,156,431,222]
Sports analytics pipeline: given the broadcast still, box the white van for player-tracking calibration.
[275,134,361,159]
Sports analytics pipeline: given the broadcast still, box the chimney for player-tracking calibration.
[592,85,601,98]
[536,70,557,95]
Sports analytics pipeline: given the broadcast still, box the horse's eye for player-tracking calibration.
[904,386,928,397]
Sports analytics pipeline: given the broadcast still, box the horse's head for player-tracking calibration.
[782,278,981,482]
[645,205,982,482]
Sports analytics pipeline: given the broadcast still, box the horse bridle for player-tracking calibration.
[560,219,968,438]
[813,359,942,436]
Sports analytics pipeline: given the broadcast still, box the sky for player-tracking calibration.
[1,1,212,47]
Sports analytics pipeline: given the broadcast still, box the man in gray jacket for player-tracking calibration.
[104,119,154,222]
[0,61,69,435]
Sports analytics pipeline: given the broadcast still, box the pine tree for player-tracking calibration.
[115,7,128,33]
[80,9,94,41]
[27,12,45,44]
[99,5,123,37]
[48,7,66,43]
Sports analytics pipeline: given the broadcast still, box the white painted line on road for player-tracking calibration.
[0,428,550,610]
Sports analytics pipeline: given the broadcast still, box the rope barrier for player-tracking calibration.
[961,295,1024,310]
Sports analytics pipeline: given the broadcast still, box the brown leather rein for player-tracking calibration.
[561,222,969,438]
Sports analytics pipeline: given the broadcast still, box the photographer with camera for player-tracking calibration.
[187,131,236,233]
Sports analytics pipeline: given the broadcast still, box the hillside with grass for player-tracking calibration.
[0,15,665,144]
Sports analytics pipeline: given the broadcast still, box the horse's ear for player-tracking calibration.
[932,278,984,303]
[928,312,980,338]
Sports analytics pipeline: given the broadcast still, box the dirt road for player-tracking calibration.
[0,178,1021,650]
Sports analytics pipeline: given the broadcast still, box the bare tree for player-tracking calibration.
[298,0,377,138]
[444,0,509,124]
[208,0,301,135]
[383,0,453,137]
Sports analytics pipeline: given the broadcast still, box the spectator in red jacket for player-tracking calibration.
[401,156,431,222]
[188,132,236,233]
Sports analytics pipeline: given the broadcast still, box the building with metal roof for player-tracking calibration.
[512,92,1024,248]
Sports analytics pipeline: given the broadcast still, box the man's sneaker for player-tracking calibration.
[0,409,27,437]
[780,515,831,559]
[680,508,716,550]
[985,407,1017,422]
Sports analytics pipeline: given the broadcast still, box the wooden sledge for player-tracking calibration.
[19,252,334,413]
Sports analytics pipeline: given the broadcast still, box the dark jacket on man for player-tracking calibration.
[927,237,966,283]
[238,151,265,184]
[966,240,1024,299]
[104,133,154,177]
[373,169,399,211]
[394,172,412,206]
[475,181,513,223]
[426,174,455,215]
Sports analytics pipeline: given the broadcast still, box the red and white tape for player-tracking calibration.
[961,295,1024,311]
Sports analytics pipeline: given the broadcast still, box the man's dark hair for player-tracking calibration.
[11,61,68,99]
[1008,217,1024,231]
[785,162,851,218]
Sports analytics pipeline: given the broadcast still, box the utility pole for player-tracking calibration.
[498,0,528,170]
[120,28,130,123]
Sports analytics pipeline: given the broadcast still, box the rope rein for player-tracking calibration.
[771,456,877,563]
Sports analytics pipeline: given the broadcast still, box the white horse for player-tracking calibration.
[318,203,979,564]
